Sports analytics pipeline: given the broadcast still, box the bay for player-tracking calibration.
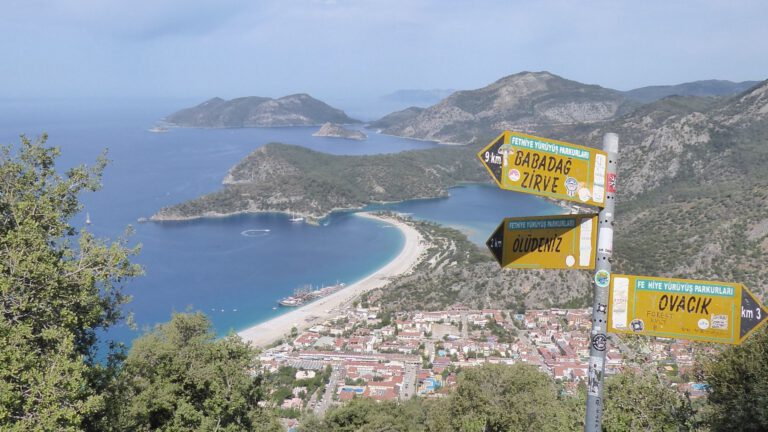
[0,98,560,344]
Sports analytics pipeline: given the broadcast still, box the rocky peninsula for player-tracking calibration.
[150,143,484,223]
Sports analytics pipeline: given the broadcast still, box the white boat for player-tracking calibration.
[85,212,91,225]
[289,211,304,223]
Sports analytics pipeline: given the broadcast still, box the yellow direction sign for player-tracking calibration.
[486,214,599,270]
[477,131,609,208]
[608,274,768,344]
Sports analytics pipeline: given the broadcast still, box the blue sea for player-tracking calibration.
[0,98,560,344]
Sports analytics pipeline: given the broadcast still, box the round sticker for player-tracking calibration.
[698,319,710,330]
[564,177,578,197]
[578,187,591,202]
[594,270,610,288]
[508,169,521,182]
[565,255,575,267]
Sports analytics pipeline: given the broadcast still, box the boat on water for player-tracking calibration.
[278,297,304,307]
[148,126,169,133]
[289,210,304,223]
[85,212,91,225]
[277,282,345,307]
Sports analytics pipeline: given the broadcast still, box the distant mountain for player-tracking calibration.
[623,80,761,104]
[367,106,425,130]
[379,89,455,106]
[164,94,360,128]
[312,122,367,140]
[378,71,636,144]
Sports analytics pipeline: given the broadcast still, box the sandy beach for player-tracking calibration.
[237,212,425,348]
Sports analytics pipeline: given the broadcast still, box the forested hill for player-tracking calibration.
[152,143,482,222]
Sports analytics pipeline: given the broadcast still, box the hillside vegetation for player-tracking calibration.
[565,82,768,294]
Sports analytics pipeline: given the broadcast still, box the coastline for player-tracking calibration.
[237,212,425,348]
[149,192,452,224]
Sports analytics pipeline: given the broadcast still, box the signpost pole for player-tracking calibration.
[585,133,619,432]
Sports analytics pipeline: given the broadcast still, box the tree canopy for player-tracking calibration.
[110,312,281,432]
[0,135,141,430]
[702,327,768,431]
[602,369,695,432]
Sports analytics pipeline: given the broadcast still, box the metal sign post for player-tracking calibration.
[584,133,618,432]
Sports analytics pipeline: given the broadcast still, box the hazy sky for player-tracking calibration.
[2,0,766,99]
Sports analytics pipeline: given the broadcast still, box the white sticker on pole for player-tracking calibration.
[594,154,606,185]
[611,277,629,330]
[597,227,613,256]
[592,185,604,203]
[579,218,593,266]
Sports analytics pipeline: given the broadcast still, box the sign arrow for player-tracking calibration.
[486,222,504,265]
[739,285,768,342]
[486,214,598,270]
[477,133,505,187]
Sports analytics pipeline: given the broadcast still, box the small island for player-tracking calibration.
[312,122,367,140]
[163,94,360,128]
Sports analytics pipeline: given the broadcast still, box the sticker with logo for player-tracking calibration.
[564,177,578,198]
[591,334,607,351]
[594,270,610,288]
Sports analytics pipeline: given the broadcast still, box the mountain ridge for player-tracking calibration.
[623,79,761,104]
[378,71,636,144]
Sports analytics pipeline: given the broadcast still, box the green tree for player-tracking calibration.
[702,327,768,431]
[0,135,141,430]
[425,363,578,432]
[111,312,281,431]
[301,398,427,432]
[602,369,694,432]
